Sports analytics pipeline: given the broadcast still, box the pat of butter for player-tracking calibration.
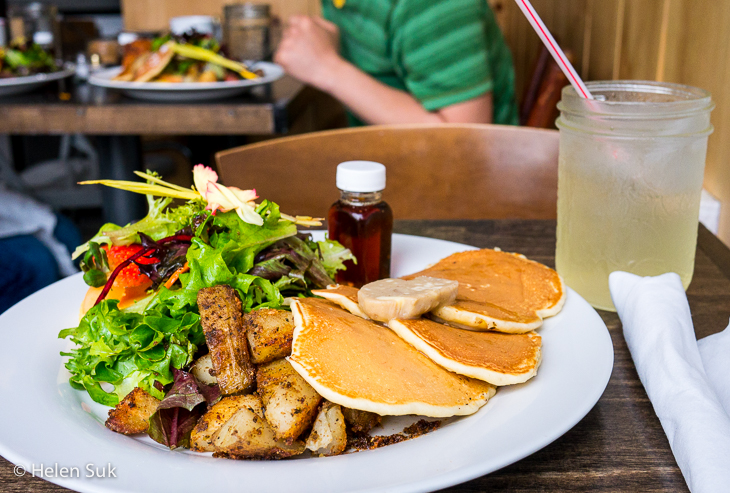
[358,277,458,322]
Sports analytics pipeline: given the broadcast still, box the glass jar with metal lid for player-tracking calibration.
[223,4,271,62]
[7,2,60,56]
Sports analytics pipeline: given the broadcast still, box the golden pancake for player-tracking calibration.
[403,249,566,333]
[311,285,369,319]
[388,318,542,386]
[288,298,496,417]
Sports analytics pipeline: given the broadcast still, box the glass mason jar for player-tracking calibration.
[8,2,60,56]
[223,4,271,62]
[555,81,714,311]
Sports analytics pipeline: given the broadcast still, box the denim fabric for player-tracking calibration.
[0,214,81,314]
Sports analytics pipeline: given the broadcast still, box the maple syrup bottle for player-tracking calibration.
[328,161,393,287]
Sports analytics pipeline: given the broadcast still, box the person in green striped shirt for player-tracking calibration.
[274,0,518,126]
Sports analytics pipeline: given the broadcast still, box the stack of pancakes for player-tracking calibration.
[289,248,566,418]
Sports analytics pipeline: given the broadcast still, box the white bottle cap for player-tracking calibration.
[336,161,386,192]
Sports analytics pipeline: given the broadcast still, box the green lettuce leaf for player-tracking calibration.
[59,299,204,405]
[154,203,297,313]
[102,196,180,246]
[72,196,205,260]
[154,236,283,316]
[71,223,120,259]
[318,238,357,277]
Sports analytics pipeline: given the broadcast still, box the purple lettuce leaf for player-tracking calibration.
[247,258,292,280]
[148,406,202,450]
[196,381,221,406]
[249,235,334,289]
[147,368,212,449]
[136,229,193,289]
[157,369,206,411]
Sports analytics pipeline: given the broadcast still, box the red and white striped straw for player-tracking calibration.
[514,0,594,100]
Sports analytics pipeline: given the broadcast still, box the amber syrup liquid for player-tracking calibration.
[328,191,393,287]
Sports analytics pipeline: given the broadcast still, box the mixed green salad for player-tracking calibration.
[60,166,354,408]
[0,42,58,78]
[115,31,259,83]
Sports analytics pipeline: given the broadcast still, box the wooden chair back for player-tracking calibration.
[215,124,559,220]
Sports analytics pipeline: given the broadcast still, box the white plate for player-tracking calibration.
[0,68,75,97]
[88,62,284,101]
[0,233,613,493]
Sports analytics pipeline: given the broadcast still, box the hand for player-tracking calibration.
[274,16,343,90]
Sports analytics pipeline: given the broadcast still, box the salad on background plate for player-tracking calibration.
[0,41,58,78]
[114,31,260,83]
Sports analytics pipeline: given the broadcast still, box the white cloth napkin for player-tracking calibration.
[698,326,730,420]
[609,272,730,493]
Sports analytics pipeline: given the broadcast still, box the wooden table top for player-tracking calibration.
[0,75,310,135]
[2,219,729,492]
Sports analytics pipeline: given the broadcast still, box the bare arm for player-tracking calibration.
[322,59,493,125]
[274,16,493,125]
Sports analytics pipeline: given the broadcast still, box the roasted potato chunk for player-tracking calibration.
[341,407,382,435]
[191,353,217,386]
[199,70,217,83]
[245,308,296,364]
[197,286,255,395]
[305,401,347,457]
[211,394,305,459]
[190,395,249,452]
[105,387,160,435]
[257,359,322,443]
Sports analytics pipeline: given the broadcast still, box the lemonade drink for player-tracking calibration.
[555,81,713,311]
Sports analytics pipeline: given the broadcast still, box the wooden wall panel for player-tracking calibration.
[585,0,619,80]
[121,0,318,32]
[658,0,687,83]
[667,0,730,244]
[547,0,587,73]
[618,0,665,80]
[488,0,587,104]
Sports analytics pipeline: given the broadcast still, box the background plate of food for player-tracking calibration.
[87,33,284,101]
[88,62,283,102]
[0,232,614,493]
[0,42,74,97]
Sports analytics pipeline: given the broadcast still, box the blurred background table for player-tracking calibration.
[2,219,729,493]
[0,75,323,226]
[0,76,309,135]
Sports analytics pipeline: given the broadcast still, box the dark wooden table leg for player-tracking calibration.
[95,135,146,226]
